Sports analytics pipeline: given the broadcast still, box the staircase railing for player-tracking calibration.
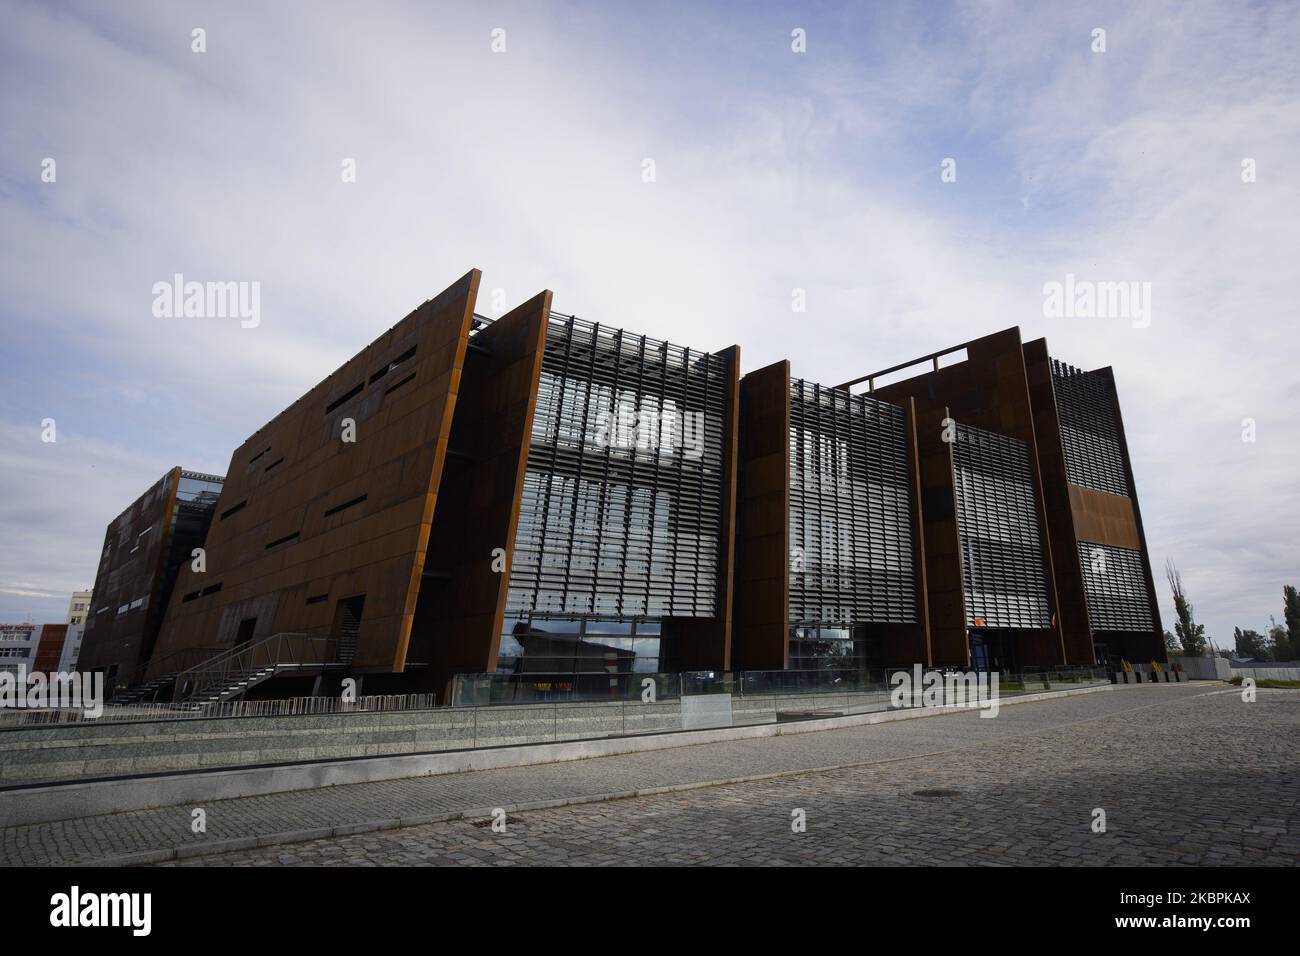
[170,632,339,703]
[113,645,226,698]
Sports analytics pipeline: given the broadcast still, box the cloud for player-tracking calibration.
[0,0,1295,642]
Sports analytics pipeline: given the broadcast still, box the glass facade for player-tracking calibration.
[503,314,730,674]
[1051,359,1130,497]
[952,424,1052,629]
[1078,541,1154,631]
[176,474,224,505]
[788,380,917,627]
[497,616,664,675]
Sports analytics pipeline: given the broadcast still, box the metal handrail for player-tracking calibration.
[171,632,339,703]
[123,645,226,692]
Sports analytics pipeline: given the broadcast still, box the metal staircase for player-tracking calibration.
[110,672,179,705]
[170,632,340,703]
[108,645,225,705]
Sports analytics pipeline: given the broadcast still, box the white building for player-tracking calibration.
[66,590,93,627]
[0,624,39,677]
[59,623,86,672]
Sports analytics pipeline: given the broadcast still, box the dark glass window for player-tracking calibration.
[500,617,667,675]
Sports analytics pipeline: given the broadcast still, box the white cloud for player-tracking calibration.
[0,0,1295,643]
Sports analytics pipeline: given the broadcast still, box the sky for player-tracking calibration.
[1,0,1296,647]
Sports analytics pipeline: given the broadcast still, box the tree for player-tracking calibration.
[1284,585,1300,647]
[1164,630,1181,655]
[1233,626,1269,659]
[1165,560,1207,655]
[1268,616,1295,662]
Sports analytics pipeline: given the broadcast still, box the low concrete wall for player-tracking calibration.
[1171,655,1232,681]
[0,700,692,786]
[0,682,1106,787]
[1231,664,1300,681]
[0,683,1112,827]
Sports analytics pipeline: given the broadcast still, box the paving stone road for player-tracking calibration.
[169,685,1298,867]
[4,684,1296,866]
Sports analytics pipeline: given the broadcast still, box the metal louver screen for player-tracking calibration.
[1052,359,1130,497]
[788,380,917,625]
[1078,541,1154,631]
[953,424,1052,629]
[506,313,728,619]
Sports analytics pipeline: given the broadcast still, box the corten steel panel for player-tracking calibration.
[671,344,741,671]
[413,290,552,695]
[79,468,184,691]
[884,396,933,665]
[155,270,482,676]
[851,329,1067,667]
[733,360,790,670]
[912,406,968,666]
[1067,485,1142,550]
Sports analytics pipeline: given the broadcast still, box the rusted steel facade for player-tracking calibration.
[82,275,1161,700]
[79,467,223,694]
[837,328,1164,670]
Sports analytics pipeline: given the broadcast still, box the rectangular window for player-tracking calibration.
[220,500,248,520]
[323,494,367,518]
[384,371,416,395]
[370,345,417,384]
[325,382,364,415]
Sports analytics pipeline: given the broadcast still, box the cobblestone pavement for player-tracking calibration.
[4,684,1294,865]
[167,686,1297,867]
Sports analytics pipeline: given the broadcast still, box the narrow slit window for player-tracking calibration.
[384,371,416,395]
[370,345,417,384]
[323,494,368,518]
[325,382,365,414]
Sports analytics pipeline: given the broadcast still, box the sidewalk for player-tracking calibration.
[0,684,1215,865]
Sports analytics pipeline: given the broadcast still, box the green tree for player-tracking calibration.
[1284,585,1300,647]
[1164,630,1181,655]
[1233,626,1269,659]
[1166,560,1207,655]
[1268,616,1295,662]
